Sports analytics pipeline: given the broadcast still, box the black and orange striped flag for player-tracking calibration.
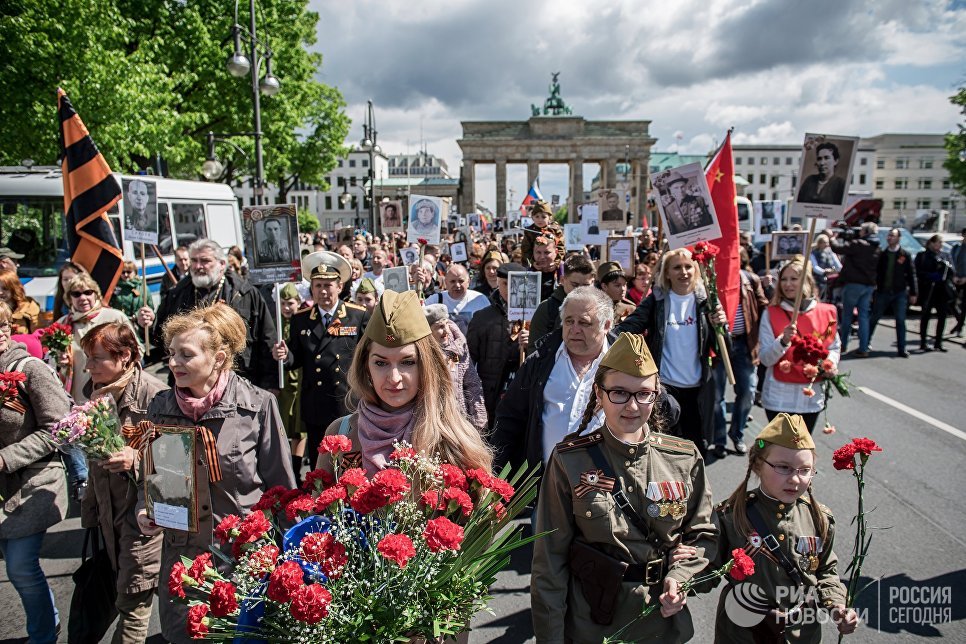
[57,88,124,302]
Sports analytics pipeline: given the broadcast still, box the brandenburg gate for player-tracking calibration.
[457,74,657,220]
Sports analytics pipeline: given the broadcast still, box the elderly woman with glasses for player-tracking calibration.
[0,302,72,643]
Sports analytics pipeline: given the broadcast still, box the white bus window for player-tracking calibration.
[172,203,207,248]
[206,203,236,249]
[0,197,67,277]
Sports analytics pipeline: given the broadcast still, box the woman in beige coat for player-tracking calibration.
[80,321,166,644]
[136,303,295,644]
[0,302,70,643]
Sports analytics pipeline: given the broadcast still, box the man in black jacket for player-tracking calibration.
[137,239,278,389]
[527,254,594,351]
[870,228,917,357]
[466,262,526,429]
[833,222,880,357]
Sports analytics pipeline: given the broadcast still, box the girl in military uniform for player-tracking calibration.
[277,283,306,484]
[531,332,717,644]
[713,413,859,642]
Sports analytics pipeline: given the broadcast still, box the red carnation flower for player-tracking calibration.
[301,532,336,564]
[302,468,335,492]
[284,494,316,522]
[420,489,442,510]
[378,533,417,567]
[338,467,367,490]
[289,584,332,624]
[371,468,410,503]
[443,486,474,517]
[247,544,280,576]
[418,238,428,246]
[821,358,835,372]
[214,514,241,545]
[233,511,272,558]
[729,548,756,581]
[439,464,467,489]
[349,482,389,515]
[187,553,213,582]
[491,501,507,520]
[186,603,210,639]
[488,476,515,501]
[168,561,188,599]
[851,437,882,457]
[209,580,239,617]
[252,485,288,512]
[802,364,819,379]
[465,468,494,490]
[423,516,465,552]
[390,446,417,461]
[832,443,858,471]
[318,435,353,455]
[314,485,347,512]
[267,560,305,602]
[802,387,815,398]
[319,540,347,578]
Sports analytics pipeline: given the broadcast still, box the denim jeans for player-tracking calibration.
[713,337,757,446]
[840,283,874,352]
[870,290,909,352]
[62,445,89,485]
[0,531,58,644]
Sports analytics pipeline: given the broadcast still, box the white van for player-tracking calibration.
[0,167,243,317]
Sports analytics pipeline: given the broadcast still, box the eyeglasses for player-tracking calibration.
[600,388,658,405]
[0,323,11,334]
[761,459,815,478]
[69,289,96,298]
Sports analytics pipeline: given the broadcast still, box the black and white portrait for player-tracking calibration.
[122,178,159,244]
[791,133,859,221]
[383,266,410,293]
[597,189,625,230]
[255,217,291,264]
[399,247,420,266]
[450,241,468,263]
[243,204,300,284]
[467,213,481,230]
[507,271,540,321]
[380,201,404,233]
[654,162,721,249]
[407,194,442,245]
[772,231,808,260]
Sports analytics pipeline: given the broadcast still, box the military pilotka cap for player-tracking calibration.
[481,250,507,267]
[529,200,553,216]
[755,413,815,450]
[356,277,377,295]
[597,261,625,282]
[0,247,24,259]
[599,332,658,378]
[365,289,431,348]
[301,250,351,283]
[279,283,300,300]
[665,171,687,187]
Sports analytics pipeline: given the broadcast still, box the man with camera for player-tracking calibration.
[833,222,880,357]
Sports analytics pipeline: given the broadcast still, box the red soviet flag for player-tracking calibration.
[704,131,740,326]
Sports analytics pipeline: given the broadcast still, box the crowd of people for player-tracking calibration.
[0,210,960,643]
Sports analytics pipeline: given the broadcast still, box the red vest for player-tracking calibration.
[768,304,837,384]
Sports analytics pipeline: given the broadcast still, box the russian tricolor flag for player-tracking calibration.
[519,178,544,215]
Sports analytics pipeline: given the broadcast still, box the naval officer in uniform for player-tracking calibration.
[273,250,368,464]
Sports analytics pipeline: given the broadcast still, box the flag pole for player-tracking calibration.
[140,243,149,349]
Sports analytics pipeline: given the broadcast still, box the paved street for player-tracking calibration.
[1,316,964,643]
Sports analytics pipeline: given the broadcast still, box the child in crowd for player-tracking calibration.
[278,282,307,483]
[521,200,564,267]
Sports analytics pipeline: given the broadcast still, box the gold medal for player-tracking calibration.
[659,502,671,517]
[672,501,686,519]
[808,555,819,572]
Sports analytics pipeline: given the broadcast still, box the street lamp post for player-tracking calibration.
[226,0,280,205]
[360,100,380,234]
[341,188,364,230]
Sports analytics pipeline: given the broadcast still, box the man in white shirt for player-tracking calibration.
[430,264,488,334]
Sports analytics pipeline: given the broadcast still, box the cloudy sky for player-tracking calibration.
[310,0,965,211]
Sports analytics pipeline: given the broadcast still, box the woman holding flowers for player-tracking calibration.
[758,256,840,433]
[531,332,717,643]
[0,301,71,643]
[713,413,859,642]
[79,321,167,644]
[135,303,295,644]
[317,289,492,477]
[616,248,728,456]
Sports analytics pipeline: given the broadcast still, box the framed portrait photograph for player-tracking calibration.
[243,204,301,285]
[122,178,159,245]
[450,241,468,263]
[399,246,420,266]
[606,236,636,275]
[380,200,404,234]
[653,162,722,250]
[790,133,859,221]
[467,213,481,230]
[771,231,809,260]
[382,266,410,293]
[596,189,626,231]
[506,271,541,322]
[579,203,605,245]
[564,223,584,251]
[407,194,442,245]
[145,425,200,533]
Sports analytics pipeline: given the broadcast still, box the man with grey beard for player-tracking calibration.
[136,238,278,388]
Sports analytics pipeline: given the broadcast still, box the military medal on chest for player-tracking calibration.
[573,469,616,498]
[795,535,823,573]
[645,480,688,519]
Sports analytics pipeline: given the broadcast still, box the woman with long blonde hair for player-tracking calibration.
[318,289,492,475]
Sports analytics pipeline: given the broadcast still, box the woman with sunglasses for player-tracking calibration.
[532,333,716,644]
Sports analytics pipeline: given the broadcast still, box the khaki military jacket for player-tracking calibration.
[531,426,717,644]
[713,489,848,644]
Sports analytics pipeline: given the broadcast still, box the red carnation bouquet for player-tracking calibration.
[605,547,756,643]
[778,332,851,433]
[38,322,73,389]
[833,437,882,643]
[691,241,735,382]
[171,439,540,641]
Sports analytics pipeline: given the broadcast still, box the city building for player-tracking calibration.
[388,150,451,178]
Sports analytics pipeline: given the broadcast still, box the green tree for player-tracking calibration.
[297,208,319,234]
[554,204,568,225]
[0,0,349,192]
[944,86,966,197]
